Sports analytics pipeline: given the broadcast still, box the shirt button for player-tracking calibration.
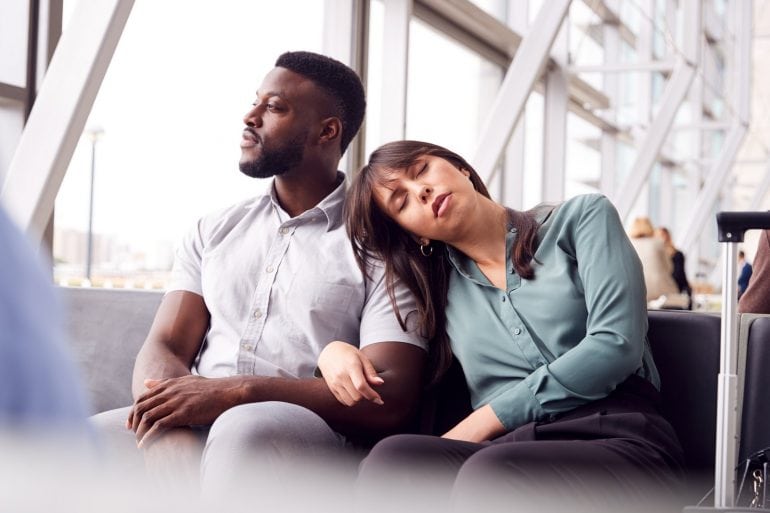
[513,328,521,335]
[253,309,262,319]
[501,296,506,302]
[280,227,290,235]
[266,265,274,273]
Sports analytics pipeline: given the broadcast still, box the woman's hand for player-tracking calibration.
[442,404,506,442]
[317,341,385,406]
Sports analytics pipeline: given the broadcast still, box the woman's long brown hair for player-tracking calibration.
[345,141,541,384]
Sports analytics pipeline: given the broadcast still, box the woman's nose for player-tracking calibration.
[419,185,432,203]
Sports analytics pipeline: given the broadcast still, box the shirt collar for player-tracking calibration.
[267,171,346,231]
[446,203,558,284]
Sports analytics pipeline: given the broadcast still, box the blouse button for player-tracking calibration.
[513,328,521,335]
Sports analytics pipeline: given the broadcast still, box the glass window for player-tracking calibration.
[403,17,502,162]
[54,0,324,288]
[0,0,29,87]
[565,112,601,199]
[522,91,543,209]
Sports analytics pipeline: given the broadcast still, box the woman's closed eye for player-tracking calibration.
[398,193,408,212]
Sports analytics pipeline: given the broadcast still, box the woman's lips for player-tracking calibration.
[433,193,452,217]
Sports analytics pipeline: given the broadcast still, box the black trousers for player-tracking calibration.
[359,375,685,512]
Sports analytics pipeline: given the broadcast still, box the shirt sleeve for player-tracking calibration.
[167,218,207,296]
[489,194,648,431]
[359,261,428,351]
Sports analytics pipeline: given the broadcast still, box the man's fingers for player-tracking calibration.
[131,394,169,433]
[137,412,173,449]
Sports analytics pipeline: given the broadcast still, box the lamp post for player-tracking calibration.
[85,127,104,284]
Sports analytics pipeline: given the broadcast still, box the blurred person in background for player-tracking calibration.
[655,227,692,309]
[0,205,90,432]
[739,231,769,313]
[737,250,753,300]
[628,217,679,303]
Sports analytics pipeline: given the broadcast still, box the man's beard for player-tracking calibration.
[239,131,307,179]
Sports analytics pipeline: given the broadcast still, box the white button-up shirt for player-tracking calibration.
[169,173,426,379]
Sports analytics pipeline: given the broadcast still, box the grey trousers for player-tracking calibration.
[92,401,352,496]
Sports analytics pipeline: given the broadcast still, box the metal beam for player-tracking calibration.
[614,58,697,220]
[0,82,26,103]
[473,0,572,183]
[680,125,748,253]
[1,0,135,241]
[579,0,636,48]
[415,0,609,113]
[570,61,676,73]
[379,0,411,142]
[498,0,529,210]
[322,0,369,173]
[542,26,568,203]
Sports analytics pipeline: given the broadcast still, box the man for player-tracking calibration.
[738,250,753,299]
[94,51,426,493]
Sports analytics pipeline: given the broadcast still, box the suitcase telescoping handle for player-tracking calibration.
[713,212,770,509]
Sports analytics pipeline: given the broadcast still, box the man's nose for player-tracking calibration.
[243,104,263,128]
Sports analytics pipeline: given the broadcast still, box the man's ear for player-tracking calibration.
[319,117,342,145]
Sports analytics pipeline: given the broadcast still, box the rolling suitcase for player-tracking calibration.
[685,211,770,512]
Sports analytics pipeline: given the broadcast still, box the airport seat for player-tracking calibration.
[421,310,723,485]
[60,287,162,414]
[739,314,770,462]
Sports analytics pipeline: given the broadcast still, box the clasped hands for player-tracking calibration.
[317,341,385,407]
[126,375,241,448]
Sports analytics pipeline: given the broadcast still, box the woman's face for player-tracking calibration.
[372,155,477,243]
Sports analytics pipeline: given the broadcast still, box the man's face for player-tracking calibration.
[239,67,321,178]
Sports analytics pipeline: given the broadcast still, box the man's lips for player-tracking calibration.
[241,128,261,148]
[432,193,451,217]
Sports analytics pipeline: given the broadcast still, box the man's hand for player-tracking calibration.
[127,375,244,447]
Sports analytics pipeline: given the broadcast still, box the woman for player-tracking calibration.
[318,141,683,507]
[655,226,692,309]
[628,217,679,302]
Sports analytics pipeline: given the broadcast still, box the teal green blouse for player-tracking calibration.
[445,194,659,431]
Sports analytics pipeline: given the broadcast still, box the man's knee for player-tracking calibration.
[205,401,343,462]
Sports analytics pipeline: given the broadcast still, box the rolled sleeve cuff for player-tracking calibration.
[489,380,546,432]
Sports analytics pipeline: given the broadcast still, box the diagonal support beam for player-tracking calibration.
[472,0,571,183]
[679,124,748,253]
[678,0,752,260]
[614,58,696,220]
[0,0,134,242]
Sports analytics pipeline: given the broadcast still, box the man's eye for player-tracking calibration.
[267,103,281,111]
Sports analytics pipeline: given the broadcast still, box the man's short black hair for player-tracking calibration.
[275,51,366,156]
